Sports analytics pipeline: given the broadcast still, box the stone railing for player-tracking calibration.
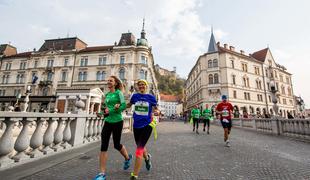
[0,112,132,169]
[230,118,310,140]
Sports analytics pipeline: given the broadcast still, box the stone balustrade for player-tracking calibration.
[230,118,310,139]
[0,112,132,169]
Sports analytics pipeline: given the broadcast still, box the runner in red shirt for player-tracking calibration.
[216,95,234,147]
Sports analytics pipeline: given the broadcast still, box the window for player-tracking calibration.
[80,57,88,66]
[141,55,147,64]
[78,72,87,81]
[61,71,67,82]
[120,55,125,64]
[47,59,54,67]
[254,67,260,75]
[232,75,236,85]
[214,73,219,84]
[99,56,107,65]
[268,95,271,103]
[16,74,24,84]
[0,90,5,96]
[244,92,250,100]
[5,63,12,70]
[34,61,38,68]
[64,58,69,67]
[119,68,125,80]
[140,69,145,79]
[20,62,26,70]
[283,98,287,105]
[14,89,21,96]
[96,71,106,81]
[242,63,248,72]
[257,94,263,102]
[47,72,53,81]
[286,77,290,84]
[233,90,237,98]
[2,75,9,84]
[208,60,212,68]
[213,59,218,67]
[231,60,234,68]
[281,86,285,95]
[287,87,292,96]
[208,74,213,84]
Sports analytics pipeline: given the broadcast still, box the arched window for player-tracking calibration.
[119,68,125,80]
[16,74,20,83]
[208,60,212,68]
[20,74,24,83]
[213,59,218,67]
[214,73,219,84]
[139,69,145,79]
[208,74,213,84]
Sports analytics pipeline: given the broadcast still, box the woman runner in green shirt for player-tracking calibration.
[93,76,132,180]
[202,104,212,134]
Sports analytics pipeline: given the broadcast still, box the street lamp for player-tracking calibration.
[270,80,278,117]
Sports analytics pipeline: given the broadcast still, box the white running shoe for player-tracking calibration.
[225,141,230,147]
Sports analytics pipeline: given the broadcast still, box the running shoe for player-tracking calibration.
[203,128,206,132]
[123,154,133,170]
[225,141,230,147]
[130,172,138,180]
[145,153,152,171]
[93,173,106,180]
[196,130,199,134]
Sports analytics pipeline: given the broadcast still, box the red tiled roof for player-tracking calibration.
[79,45,114,53]
[160,94,179,102]
[251,48,269,62]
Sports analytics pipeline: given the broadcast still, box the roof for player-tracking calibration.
[207,31,218,53]
[118,33,136,46]
[38,37,87,52]
[160,94,179,102]
[79,45,114,53]
[251,48,269,62]
[3,52,32,59]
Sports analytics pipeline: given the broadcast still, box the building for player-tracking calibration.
[0,21,158,113]
[186,30,296,118]
[159,94,180,117]
[155,64,177,77]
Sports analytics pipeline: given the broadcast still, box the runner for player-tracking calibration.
[191,105,201,134]
[93,76,132,180]
[216,95,234,147]
[127,79,158,180]
[202,104,212,134]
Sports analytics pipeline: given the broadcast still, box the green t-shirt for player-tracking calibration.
[104,89,126,123]
[202,109,212,120]
[191,108,201,119]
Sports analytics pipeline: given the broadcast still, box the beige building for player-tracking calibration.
[186,31,296,118]
[0,22,158,113]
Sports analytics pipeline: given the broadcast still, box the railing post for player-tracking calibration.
[42,117,58,154]
[29,117,45,158]
[0,117,17,167]
[88,118,94,142]
[252,118,257,130]
[271,118,280,135]
[61,117,72,149]
[70,115,86,146]
[52,118,65,152]
[12,117,33,162]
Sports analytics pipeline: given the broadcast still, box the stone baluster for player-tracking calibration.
[87,118,94,142]
[12,117,33,162]
[83,118,89,143]
[97,119,103,138]
[52,118,65,152]
[61,117,72,149]
[92,118,98,140]
[42,117,58,154]
[0,117,18,167]
[29,117,45,158]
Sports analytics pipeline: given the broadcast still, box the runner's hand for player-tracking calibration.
[114,104,120,110]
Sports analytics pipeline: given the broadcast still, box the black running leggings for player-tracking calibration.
[101,121,123,151]
[203,119,210,128]
[193,118,199,129]
[133,125,153,149]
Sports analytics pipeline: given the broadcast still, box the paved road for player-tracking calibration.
[10,121,310,179]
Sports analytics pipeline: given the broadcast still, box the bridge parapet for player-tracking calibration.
[0,112,132,169]
[231,118,310,140]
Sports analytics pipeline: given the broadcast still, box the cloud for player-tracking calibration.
[30,25,51,35]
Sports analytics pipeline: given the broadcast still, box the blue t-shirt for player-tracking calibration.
[130,93,157,128]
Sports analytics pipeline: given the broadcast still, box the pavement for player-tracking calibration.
[1,120,310,180]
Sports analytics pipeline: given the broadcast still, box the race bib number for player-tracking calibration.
[134,101,149,116]
[223,119,229,123]
[222,110,229,117]
[194,114,199,118]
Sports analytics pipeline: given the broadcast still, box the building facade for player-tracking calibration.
[186,31,296,118]
[159,94,180,117]
[0,22,158,113]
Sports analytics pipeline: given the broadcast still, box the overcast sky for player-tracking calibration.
[1,0,309,107]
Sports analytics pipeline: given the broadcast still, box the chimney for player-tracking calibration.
[229,46,235,51]
[240,50,244,55]
[224,44,228,49]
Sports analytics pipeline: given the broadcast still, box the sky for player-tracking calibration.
[1,0,309,107]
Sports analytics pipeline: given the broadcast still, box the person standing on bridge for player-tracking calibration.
[216,95,234,147]
[93,76,132,180]
[127,79,159,180]
[191,105,201,134]
[202,104,212,134]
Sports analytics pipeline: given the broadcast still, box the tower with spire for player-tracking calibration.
[207,27,218,53]
[137,18,149,47]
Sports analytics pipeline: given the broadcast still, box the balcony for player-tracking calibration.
[39,80,52,86]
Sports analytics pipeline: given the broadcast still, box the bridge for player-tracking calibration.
[0,112,310,179]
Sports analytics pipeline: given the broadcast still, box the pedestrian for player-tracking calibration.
[93,76,132,180]
[202,104,212,134]
[191,105,201,134]
[216,95,234,147]
[127,79,159,180]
